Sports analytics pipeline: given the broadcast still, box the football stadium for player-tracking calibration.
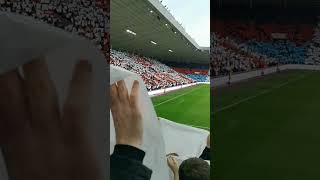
[212,0,320,179]
[0,0,210,179]
[110,0,210,179]
[110,0,210,130]
[0,0,210,130]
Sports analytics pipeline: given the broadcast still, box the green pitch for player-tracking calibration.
[151,84,210,130]
[213,70,320,180]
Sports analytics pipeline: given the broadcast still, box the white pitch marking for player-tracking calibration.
[190,125,210,130]
[154,85,204,107]
[214,74,311,113]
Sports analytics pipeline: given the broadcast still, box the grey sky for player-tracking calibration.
[161,0,210,47]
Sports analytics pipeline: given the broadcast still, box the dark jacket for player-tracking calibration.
[199,147,210,161]
[111,144,152,180]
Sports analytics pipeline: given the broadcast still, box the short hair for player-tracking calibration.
[179,157,210,180]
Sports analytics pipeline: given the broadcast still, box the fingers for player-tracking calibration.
[167,156,177,166]
[171,156,177,163]
[167,156,174,162]
[111,80,140,115]
[110,83,120,122]
[117,80,129,102]
[167,156,172,164]
[110,79,143,148]
[23,57,60,135]
[130,80,140,107]
[173,157,178,164]
[166,153,179,157]
[0,69,31,179]
[0,69,28,144]
[130,80,142,122]
[110,83,119,108]
[62,60,92,144]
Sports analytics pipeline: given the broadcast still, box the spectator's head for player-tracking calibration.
[179,157,210,180]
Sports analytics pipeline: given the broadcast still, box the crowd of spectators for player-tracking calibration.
[173,67,209,82]
[211,20,319,77]
[245,40,306,64]
[0,0,108,54]
[0,1,209,92]
[186,74,208,82]
[110,49,197,91]
[305,22,320,65]
[0,2,210,179]
[211,33,270,77]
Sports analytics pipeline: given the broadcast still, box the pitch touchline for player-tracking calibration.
[214,74,310,114]
[154,86,204,107]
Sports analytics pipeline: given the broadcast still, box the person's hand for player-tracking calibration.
[0,58,103,180]
[110,80,142,148]
[167,155,179,175]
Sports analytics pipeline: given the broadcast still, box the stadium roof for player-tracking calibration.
[110,0,210,64]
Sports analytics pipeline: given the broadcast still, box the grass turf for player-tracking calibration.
[213,70,320,179]
[151,84,210,129]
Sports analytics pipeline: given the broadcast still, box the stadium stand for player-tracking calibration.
[0,0,108,54]
[305,22,320,65]
[171,66,209,83]
[0,1,207,91]
[211,33,269,77]
[186,74,208,82]
[110,49,210,91]
[211,19,319,77]
[0,1,210,180]
[110,49,197,91]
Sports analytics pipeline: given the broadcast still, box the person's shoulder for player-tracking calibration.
[111,154,152,179]
[111,145,152,180]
